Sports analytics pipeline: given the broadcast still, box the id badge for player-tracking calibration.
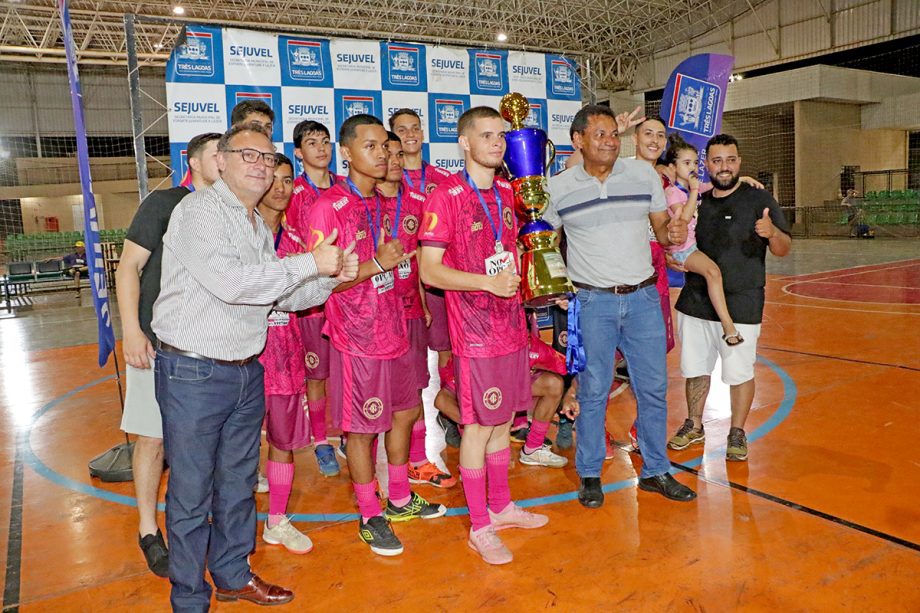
[484,251,514,277]
[267,311,290,327]
[372,271,395,294]
[397,259,412,280]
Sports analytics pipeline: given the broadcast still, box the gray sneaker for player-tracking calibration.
[519,444,568,468]
[668,419,705,450]
[726,427,748,461]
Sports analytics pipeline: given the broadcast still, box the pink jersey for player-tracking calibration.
[664,185,698,253]
[419,172,527,359]
[382,186,426,320]
[287,171,342,239]
[403,162,451,196]
[288,171,341,317]
[307,182,408,359]
[260,226,308,395]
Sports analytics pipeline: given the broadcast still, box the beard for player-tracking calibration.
[711,172,739,190]
[471,150,504,170]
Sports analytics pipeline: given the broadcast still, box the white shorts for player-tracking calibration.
[120,356,163,438]
[677,313,760,386]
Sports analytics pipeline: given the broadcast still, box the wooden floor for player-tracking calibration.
[1,241,919,611]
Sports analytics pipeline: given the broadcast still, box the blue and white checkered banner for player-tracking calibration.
[166,26,583,180]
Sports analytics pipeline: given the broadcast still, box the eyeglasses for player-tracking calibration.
[225,148,277,167]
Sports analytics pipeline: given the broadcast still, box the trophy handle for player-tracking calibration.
[545,139,556,175]
[502,160,514,180]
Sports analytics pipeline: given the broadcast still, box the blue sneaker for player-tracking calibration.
[555,417,574,450]
[315,444,340,477]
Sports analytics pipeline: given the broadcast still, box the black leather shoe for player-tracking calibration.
[578,477,604,508]
[638,473,697,502]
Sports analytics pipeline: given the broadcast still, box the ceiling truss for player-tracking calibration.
[0,0,761,90]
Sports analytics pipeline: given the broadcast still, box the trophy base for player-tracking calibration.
[522,290,570,309]
[520,243,574,308]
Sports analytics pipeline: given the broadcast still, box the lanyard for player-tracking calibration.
[302,171,334,196]
[464,171,503,245]
[403,161,427,193]
[392,187,404,239]
[346,177,382,245]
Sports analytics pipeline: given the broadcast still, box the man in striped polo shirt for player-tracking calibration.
[544,105,697,509]
[152,123,357,609]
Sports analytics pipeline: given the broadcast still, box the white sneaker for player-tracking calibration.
[262,516,314,554]
[253,473,269,494]
[519,444,568,468]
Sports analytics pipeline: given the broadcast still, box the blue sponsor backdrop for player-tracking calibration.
[166,26,582,180]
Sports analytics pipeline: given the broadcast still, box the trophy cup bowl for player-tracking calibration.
[499,93,574,307]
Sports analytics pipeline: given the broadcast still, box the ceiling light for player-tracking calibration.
[172,5,185,15]
[496,32,508,42]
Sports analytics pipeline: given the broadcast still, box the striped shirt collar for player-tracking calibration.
[571,158,627,183]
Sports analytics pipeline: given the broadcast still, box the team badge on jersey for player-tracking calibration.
[362,397,384,420]
[503,207,514,230]
[402,214,418,235]
[305,352,320,370]
[558,331,568,347]
[483,387,503,411]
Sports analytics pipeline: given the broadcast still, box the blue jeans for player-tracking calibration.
[574,285,670,479]
[155,350,264,612]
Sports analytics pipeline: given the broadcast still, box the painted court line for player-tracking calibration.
[22,357,796,523]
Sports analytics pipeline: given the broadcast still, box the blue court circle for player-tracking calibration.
[23,356,796,522]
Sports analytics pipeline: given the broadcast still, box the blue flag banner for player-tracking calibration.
[659,54,733,183]
[58,0,116,367]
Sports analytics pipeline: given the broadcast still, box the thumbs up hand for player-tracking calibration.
[375,232,407,271]
[754,207,776,239]
[312,228,344,276]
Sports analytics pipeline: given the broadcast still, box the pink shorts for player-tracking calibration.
[299,314,330,380]
[394,317,430,390]
[454,347,531,427]
[425,289,451,352]
[264,393,310,451]
[329,346,418,434]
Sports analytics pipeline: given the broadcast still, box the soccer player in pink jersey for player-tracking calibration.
[380,130,457,488]
[419,106,549,566]
[306,114,446,557]
[389,109,460,446]
[254,153,318,554]
[289,120,342,477]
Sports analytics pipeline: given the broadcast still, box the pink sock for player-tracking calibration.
[409,419,427,466]
[354,480,381,521]
[512,412,529,430]
[524,419,551,455]
[485,448,512,514]
[308,397,327,445]
[388,463,411,507]
[266,460,294,526]
[459,465,489,531]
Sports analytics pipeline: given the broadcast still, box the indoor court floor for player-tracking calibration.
[1,239,918,611]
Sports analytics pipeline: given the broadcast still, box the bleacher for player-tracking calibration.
[849,190,920,227]
[5,229,127,262]
[2,229,127,312]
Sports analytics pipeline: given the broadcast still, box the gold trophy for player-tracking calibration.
[499,92,574,307]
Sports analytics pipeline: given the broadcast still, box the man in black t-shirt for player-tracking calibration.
[115,132,221,577]
[670,134,792,462]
